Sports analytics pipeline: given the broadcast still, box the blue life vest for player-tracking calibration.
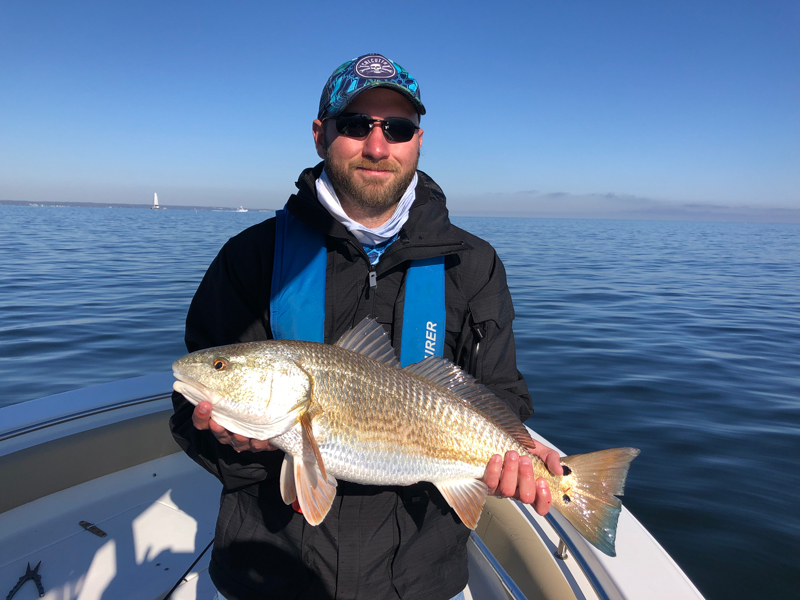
[270,209,445,366]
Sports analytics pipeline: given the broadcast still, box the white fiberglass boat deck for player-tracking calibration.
[0,374,704,600]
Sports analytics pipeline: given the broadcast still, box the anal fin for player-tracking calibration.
[434,479,489,530]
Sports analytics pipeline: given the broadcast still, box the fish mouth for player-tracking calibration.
[172,370,225,407]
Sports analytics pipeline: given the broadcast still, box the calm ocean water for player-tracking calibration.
[1,205,799,599]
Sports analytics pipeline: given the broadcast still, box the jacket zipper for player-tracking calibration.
[365,264,378,315]
[368,266,377,290]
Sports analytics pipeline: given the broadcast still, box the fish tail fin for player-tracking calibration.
[554,447,640,557]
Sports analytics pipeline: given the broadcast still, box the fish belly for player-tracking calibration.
[273,423,487,487]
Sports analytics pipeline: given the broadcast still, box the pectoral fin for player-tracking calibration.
[294,412,336,524]
[294,457,338,526]
[434,479,489,530]
[300,413,327,481]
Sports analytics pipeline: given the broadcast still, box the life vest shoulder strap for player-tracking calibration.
[270,208,327,342]
[270,207,445,365]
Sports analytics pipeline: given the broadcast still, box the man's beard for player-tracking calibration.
[325,147,419,213]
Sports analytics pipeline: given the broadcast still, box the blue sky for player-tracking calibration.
[1,0,798,220]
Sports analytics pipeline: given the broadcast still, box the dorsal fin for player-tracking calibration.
[404,357,536,453]
[335,317,399,367]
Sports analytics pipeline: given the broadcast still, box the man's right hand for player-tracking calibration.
[192,401,279,452]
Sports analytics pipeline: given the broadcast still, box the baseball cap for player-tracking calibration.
[318,53,426,120]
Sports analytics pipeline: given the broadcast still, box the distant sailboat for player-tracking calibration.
[151,193,161,209]
[236,206,248,212]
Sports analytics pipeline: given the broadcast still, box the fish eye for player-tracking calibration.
[213,358,228,371]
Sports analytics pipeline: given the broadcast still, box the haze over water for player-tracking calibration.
[1,205,798,599]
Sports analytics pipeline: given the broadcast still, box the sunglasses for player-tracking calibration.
[329,113,420,143]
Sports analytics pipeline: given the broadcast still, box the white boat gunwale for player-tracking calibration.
[0,392,172,443]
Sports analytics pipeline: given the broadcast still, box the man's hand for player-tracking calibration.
[192,401,278,452]
[482,444,563,516]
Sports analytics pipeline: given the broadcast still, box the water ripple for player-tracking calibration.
[1,205,270,404]
[2,208,799,598]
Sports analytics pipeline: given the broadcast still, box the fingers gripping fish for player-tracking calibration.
[173,318,640,556]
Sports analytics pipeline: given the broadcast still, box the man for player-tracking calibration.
[171,53,562,600]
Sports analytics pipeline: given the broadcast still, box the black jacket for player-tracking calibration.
[170,164,533,600]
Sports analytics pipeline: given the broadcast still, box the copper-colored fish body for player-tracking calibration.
[173,318,639,556]
[280,341,529,486]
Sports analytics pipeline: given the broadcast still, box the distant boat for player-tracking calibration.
[235,206,248,212]
[151,193,161,209]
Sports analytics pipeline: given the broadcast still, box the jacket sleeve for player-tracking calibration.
[169,220,284,490]
[466,250,534,422]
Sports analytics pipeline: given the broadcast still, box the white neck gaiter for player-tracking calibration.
[316,169,417,246]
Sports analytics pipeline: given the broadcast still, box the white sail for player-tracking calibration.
[154,193,159,207]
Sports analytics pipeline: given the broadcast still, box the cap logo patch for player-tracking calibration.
[354,55,397,79]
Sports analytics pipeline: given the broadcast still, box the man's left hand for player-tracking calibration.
[482,444,563,516]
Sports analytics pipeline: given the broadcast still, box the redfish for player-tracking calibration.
[173,318,639,556]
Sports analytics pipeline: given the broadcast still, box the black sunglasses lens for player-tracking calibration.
[335,115,372,137]
[383,118,417,143]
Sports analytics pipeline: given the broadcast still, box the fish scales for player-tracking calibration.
[282,341,528,486]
